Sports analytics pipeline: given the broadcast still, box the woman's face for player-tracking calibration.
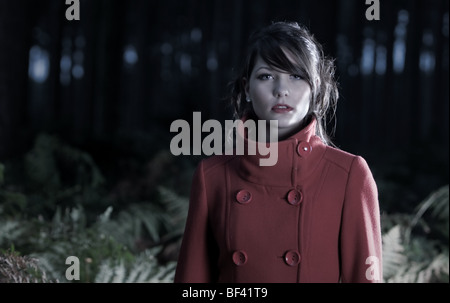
[245,55,312,139]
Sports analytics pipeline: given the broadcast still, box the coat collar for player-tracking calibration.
[237,117,327,186]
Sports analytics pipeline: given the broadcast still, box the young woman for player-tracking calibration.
[174,21,382,283]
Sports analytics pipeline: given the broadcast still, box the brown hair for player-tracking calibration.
[229,21,339,145]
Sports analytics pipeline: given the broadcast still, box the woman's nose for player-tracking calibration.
[274,84,289,98]
[275,90,289,97]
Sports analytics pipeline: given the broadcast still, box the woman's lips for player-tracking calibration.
[272,104,293,113]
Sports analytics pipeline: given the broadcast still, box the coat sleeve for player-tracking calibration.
[174,160,217,283]
[340,156,383,283]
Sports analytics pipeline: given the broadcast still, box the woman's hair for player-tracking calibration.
[229,21,339,145]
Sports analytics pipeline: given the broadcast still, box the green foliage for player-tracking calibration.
[382,185,449,282]
[0,133,188,283]
[96,187,188,254]
[0,248,57,283]
[1,133,448,283]
[1,134,110,224]
[94,248,176,283]
[24,133,105,192]
[0,200,181,283]
[408,185,449,241]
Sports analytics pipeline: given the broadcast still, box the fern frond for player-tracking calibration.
[410,185,449,230]
[111,260,126,283]
[382,221,449,283]
[0,220,25,247]
[157,186,189,237]
[93,247,176,283]
[422,252,449,282]
[95,260,115,283]
[382,224,408,280]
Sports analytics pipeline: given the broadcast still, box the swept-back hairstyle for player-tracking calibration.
[229,21,339,145]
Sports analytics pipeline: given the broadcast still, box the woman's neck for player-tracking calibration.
[266,117,310,142]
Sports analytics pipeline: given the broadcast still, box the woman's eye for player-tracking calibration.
[257,74,273,80]
[291,74,303,80]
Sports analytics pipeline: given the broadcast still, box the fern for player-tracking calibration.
[382,225,407,280]
[157,186,189,239]
[18,133,108,220]
[96,203,167,252]
[382,224,447,282]
[95,186,189,253]
[24,134,105,191]
[382,185,449,283]
[0,220,26,247]
[94,247,176,283]
[408,185,449,241]
[3,205,131,282]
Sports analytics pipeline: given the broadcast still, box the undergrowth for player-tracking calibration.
[0,133,448,283]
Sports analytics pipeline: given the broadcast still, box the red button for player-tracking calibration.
[297,141,312,157]
[236,190,252,204]
[232,250,248,266]
[286,189,303,205]
[284,250,301,266]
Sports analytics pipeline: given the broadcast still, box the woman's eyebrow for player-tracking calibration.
[254,66,272,72]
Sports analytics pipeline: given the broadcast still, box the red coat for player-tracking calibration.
[174,118,382,283]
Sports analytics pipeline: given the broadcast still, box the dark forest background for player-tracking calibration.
[0,0,449,283]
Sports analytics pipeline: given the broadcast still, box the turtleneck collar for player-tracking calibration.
[237,117,327,186]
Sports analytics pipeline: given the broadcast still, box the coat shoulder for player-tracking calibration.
[323,146,370,174]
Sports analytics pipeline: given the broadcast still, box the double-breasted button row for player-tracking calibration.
[297,141,312,158]
[232,250,301,266]
[236,189,303,206]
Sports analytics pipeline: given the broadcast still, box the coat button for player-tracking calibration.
[236,190,252,204]
[284,250,301,266]
[232,250,248,266]
[286,189,303,205]
[297,141,312,157]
